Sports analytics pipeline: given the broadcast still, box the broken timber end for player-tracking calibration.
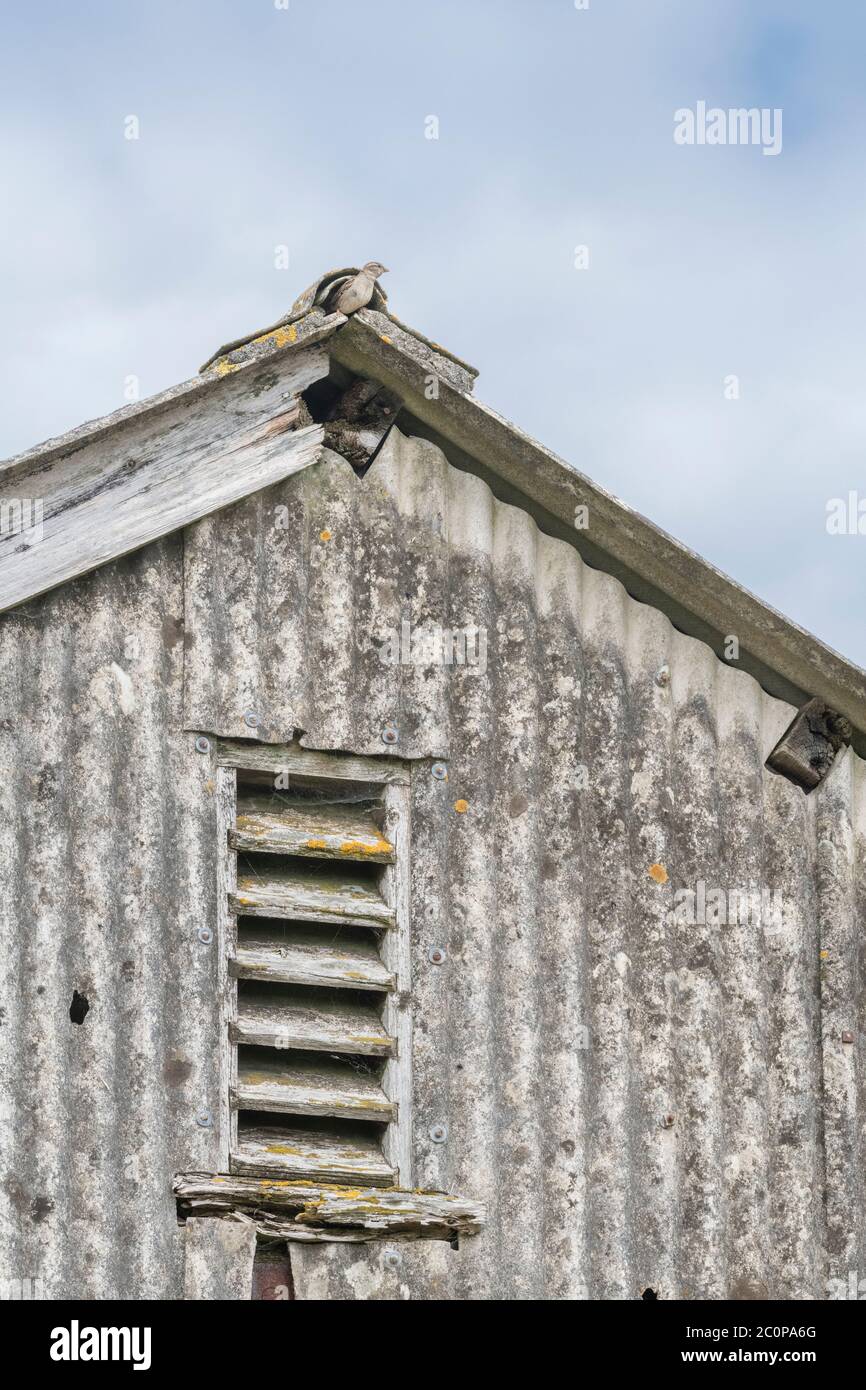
[173,1172,487,1245]
[766,697,853,791]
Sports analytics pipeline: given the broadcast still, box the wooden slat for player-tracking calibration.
[233,1055,395,1124]
[0,348,328,614]
[232,1125,395,1186]
[232,922,393,992]
[232,989,395,1056]
[174,1171,487,1241]
[231,795,395,863]
[231,865,395,928]
[217,741,409,785]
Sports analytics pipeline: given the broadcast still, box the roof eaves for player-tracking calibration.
[0,323,339,615]
[1,309,345,484]
[5,292,863,753]
[331,308,866,754]
[374,308,479,390]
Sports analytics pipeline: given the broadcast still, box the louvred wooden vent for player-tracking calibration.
[215,742,411,1189]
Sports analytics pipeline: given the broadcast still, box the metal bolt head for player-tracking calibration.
[381,723,399,746]
[195,1109,213,1128]
[382,1247,402,1270]
[197,927,213,945]
[431,761,448,781]
[841,1030,855,1044]
[429,1123,448,1144]
[195,735,211,754]
[428,945,447,965]
[655,664,671,688]
[243,711,261,729]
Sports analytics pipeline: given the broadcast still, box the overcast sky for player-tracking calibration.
[3,1,865,666]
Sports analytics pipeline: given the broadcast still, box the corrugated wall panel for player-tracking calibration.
[183,439,470,756]
[2,424,862,1301]
[0,539,223,1300]
[179,429,861,1301]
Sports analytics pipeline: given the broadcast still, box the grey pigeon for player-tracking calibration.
[325,262,388,315]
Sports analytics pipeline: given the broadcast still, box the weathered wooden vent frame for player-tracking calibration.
[215,741,412,1189]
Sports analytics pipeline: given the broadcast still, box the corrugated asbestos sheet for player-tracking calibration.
[0,538,224,1300]
[1,426,862,1300]
[187,429,866,1300]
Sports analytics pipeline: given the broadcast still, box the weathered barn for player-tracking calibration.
[0,267,863,1301]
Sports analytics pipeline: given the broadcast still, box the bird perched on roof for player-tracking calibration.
[199,262,390,372]
[325,262,388,315]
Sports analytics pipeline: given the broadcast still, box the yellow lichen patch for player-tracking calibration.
[380,334,392,343]
[454,799,469,814]
[319,529,332,542]
[339,837,394,857]
[648,863,668,884]
[304,838,328,851]
[820,949,829,960]
[214,358,240,377]
[234,818,264,836]
[252,326,298,352]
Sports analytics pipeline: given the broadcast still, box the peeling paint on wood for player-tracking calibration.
[231,795,395,862]
[232,986,395,1056]
[216,741,410,784]
[232,1124,395,1186]
[231,865,395,928]
[233,1054,395,1124]
[231,922,394,992]
[0,348,329,614]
